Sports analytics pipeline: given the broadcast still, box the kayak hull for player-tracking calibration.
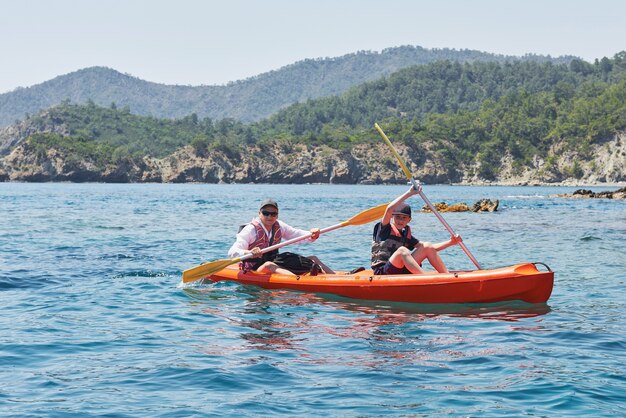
[204,262,554,304]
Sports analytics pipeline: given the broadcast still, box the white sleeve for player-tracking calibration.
[227,224,256,258]
[279,221,313,243]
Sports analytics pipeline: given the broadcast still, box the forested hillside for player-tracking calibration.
[1,52,624,184]
[263,58,620,135]
[0,45,575,127]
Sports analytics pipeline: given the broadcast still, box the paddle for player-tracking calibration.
[181,202,389,283]
[374,122,482,269]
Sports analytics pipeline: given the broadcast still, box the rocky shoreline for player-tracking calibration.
[552,187,626,199]
[1,132,625,186]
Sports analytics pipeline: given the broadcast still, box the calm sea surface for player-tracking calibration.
[1,183,625,417]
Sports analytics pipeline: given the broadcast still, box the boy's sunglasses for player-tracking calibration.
[261,210,278,217]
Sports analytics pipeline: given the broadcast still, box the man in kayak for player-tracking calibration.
[371,186,461,275]
[228,199,334,275]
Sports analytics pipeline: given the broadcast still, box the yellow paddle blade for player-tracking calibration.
[374,123,413,180]
[342,202,389,226]
[182,257,240,283]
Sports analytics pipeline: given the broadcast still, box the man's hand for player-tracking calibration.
[310,228,321,240]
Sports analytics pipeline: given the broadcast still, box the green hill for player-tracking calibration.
[0,45,576,127]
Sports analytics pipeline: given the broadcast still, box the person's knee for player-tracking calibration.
[258,262,278,273]
[394,246,412,257]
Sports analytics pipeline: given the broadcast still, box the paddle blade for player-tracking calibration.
[344,202,389,226]
[374,123,413,180]
[182,258,239,283]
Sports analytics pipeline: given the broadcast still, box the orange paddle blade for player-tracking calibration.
[182,258,240,283]
[341,202,389,227]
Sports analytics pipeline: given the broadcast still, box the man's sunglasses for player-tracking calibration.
[261,210,278,217]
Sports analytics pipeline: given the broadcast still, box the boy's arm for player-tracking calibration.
[381,185,421,225]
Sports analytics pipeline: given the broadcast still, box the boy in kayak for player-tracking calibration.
[371,186,461,275]
[228,199,334,275]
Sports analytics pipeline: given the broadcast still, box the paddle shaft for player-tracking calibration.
[182,202,389,283]
[183,230,321,283]
[374,123,482,269]
[413,177,482,269]
[236,202,388,262]
[237,222,345,263]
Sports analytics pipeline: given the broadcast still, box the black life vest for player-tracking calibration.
[371,222,414,268]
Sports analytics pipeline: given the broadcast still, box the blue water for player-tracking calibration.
[1,183,625,417]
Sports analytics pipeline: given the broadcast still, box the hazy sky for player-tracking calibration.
[1,0,625,93]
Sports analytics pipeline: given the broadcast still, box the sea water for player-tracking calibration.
[1,183,625,417]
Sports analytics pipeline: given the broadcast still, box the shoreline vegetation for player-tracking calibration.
[1,179,624,188]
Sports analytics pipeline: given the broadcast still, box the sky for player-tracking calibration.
[1,0,625,94]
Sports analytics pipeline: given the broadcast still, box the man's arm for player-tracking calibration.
[227,224,256,258]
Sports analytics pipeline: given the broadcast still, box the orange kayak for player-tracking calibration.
[204,262,554,304]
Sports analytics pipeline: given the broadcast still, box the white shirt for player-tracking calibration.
[227,218,312,258]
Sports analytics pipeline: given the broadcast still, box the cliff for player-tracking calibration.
[2,132,624,185]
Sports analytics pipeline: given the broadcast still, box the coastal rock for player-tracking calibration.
[137,142,438,185]
[460,132,626,186]
[472,199,499,212]
[1,141,149,182]
[554,187,626,199]
[420,199,498,213]
[447,203,472,212]
[0,114,71,156]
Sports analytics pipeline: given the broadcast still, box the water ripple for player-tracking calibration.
[1,183,625,416]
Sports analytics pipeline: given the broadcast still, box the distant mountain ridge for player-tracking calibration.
[0,45,577,127]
